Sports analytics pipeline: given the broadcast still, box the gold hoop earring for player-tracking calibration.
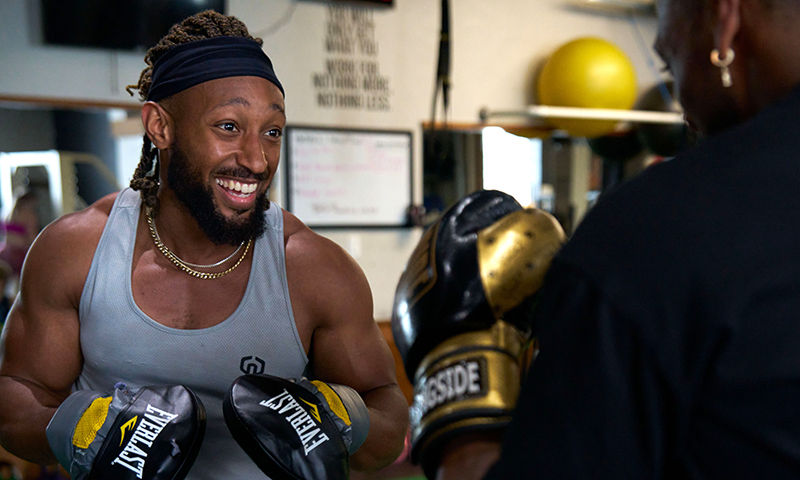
[710,48,735,88]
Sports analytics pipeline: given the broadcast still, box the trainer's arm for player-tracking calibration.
[437,434,502,480]
[429,257,678,480]
[0,215,92,464]
[297,238,409,471]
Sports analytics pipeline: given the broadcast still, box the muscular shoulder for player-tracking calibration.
[22,193,119,304]
[282,210,373,325]
[34,193,117,253]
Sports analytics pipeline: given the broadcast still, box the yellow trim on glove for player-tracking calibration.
[311,380,352,426]
[72,396,112,449]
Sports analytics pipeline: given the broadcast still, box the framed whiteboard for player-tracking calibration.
[284,126,413,228]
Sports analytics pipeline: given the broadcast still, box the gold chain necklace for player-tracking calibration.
[150,214,245,268]
[146,211,252,280]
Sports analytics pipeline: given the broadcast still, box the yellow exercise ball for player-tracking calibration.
[537,37,638,138]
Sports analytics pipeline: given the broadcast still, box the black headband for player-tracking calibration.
[147,36,284,102]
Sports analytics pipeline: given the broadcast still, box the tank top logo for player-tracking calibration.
[240,356,266,375]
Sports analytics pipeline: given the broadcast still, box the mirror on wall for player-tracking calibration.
[422,124,656,235]
[0,102,142,220]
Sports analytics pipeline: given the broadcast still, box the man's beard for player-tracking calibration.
[166,139,270,246]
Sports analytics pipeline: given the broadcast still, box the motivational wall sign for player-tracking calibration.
[312,5,392,111]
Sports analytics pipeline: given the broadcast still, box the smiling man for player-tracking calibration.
[0,11,407,480]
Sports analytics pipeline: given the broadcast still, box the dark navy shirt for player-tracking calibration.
[488,84,800,479]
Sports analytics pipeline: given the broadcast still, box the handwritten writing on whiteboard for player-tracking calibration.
[286,128,412,227]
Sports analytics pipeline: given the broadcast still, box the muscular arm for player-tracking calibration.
[310,292,408,471]
[0,201,110,464]
[285,221,408,471]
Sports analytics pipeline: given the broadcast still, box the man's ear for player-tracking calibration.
[141,101,173,150]
[715,0,741,56]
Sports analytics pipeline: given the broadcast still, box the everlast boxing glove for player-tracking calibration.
[46,383,206,480]
[223,374,370,480]
[391,190,566,478]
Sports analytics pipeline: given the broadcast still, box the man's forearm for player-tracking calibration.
[0,375,60,465]
[437,432,502,480]
[350,383,409,471]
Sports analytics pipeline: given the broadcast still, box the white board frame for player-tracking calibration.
[284,126,413,228]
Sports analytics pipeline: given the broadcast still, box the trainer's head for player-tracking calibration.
[127,10,285,245]
[654,0,800,136]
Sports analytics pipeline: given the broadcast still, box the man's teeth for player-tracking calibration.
[216,179,257,194]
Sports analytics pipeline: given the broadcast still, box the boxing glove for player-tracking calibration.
[391,190,565,477]
[46,383,206,480]
[223,374,370,480]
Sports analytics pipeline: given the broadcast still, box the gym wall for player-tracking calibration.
[0,0,661,320]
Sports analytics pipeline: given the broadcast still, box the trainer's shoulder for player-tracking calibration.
[557,148,720,296]
[567,115,766,261]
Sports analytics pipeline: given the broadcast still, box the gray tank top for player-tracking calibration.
[76,188,308,479]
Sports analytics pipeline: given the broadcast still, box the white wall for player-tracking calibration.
[0,0,662,320]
